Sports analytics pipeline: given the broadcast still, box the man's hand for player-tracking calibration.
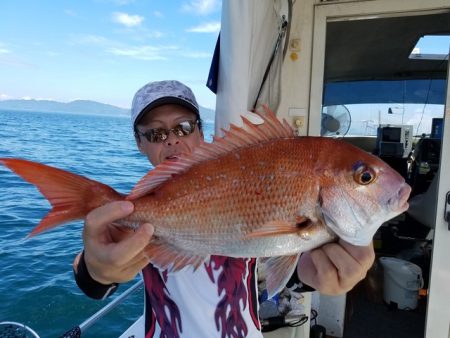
[80,201,154,285]
[297,239,375,295]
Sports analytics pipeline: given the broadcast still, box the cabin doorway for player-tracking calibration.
[309,1,450,337]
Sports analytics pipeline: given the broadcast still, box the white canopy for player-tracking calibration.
[214,0,288,133]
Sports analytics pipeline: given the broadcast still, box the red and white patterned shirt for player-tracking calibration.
[142,256,262,338]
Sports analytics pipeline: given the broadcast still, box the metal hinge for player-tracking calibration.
[445,191,450,230]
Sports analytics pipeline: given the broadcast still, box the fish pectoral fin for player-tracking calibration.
[261,254,300,298]
[243,220,300,239]
[144,239,207,272]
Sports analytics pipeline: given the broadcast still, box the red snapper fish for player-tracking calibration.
[0,109,411,296]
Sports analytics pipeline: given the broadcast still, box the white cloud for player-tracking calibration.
[147,31,164,39]
[112,12,144,27]
[154,11,163,18]
[0,93,10,100]
[70,33,172,61]
[0,52,34,68]
[19,97,56,101]
[46,51,60,57]
[184,51,212,58]
[187,22,220,33]
[107,45,179,61]
[0,42,11,54]
[71,34,110,46]
[112,0,135,5]
[182,0,221,15]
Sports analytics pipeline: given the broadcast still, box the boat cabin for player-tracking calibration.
[212,1,450,337]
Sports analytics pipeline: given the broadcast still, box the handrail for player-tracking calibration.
[59,279,144,338]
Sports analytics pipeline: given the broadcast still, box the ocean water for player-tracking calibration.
[0,110,215,337]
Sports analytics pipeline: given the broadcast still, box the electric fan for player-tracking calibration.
[321,105,351,137]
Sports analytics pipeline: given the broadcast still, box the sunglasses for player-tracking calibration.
[136,120,199,143]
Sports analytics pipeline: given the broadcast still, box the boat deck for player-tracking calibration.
[344,262,426,338]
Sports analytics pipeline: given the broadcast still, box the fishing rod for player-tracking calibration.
[0,279,144,338]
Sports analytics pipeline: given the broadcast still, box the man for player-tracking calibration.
[74,80,375,337]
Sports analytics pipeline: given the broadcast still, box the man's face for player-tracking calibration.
[135,104,204,166]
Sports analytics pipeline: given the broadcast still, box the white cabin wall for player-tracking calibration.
[425,53,450,338]
[278,0,316,136]
[215,0,317,135]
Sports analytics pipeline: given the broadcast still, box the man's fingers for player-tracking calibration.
[116,256,151,283]
[109,223,154,266]
[297,252,318,285]
[323,241,374,281]
[310,247,338,285]
[339,239,375,270]
[321,241,374,292]
[84,201,134,237]
[297,241,376,296]
[322,243,356,274]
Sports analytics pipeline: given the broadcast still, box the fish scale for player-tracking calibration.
[129,140,316,227]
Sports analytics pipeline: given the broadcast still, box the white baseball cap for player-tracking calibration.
[131,80,200,127]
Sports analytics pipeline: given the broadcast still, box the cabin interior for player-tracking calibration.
[316,9,449,338]
[257,5,449,337]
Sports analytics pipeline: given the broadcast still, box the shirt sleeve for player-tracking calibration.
[73,251,119,300]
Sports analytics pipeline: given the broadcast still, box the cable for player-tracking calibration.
[261,314,308,332]
[310,308,318,326]
[287,315,309,327]
[252,16,288,110]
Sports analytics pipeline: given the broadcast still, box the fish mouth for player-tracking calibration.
[388,183,411,213]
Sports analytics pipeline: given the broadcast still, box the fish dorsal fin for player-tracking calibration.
[127,106,294,200]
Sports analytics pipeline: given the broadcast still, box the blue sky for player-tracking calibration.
[1,1,448,111]
[0,0,221,109]
[415,36,450,55]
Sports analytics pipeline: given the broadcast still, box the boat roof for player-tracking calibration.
[323,11,450,106]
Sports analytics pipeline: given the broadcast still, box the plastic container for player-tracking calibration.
[379,257,423,310]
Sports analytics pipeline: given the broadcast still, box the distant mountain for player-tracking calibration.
[0,99,216,122]
[199,106,215,123]
[0,99,129,116]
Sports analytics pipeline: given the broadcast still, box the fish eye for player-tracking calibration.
[361,171,373,183]
[353,163,376,185]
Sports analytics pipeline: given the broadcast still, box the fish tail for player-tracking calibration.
[0,158,123,237]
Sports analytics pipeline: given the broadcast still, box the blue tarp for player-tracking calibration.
[207,34,220,94]
[323,79,447,106]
